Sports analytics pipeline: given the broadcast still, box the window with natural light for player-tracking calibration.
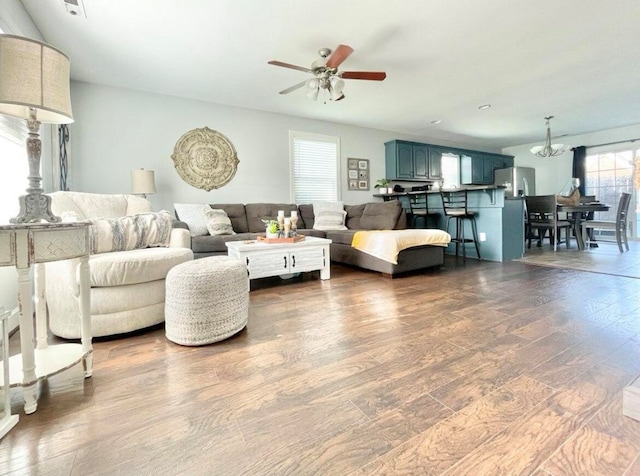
[585,148,639,238]
[441,153,460,188]
[290,131,340,203]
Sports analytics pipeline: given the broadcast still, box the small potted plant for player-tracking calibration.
[261,219,280,238]
[375,178,391,194]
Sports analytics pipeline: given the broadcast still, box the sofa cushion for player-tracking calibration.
[345,204,366,229]
[89,247,193,287]
[245,203,299,232]
[359,201,402,230]
[298,204,313,229]
[174,203,210,236]
[88,211,173,254]
[50,191,153,219]
[192,233,257,253]
[211,204,249,233]
[204,208,236,236]
[296,229,326,238]
[324,229,358,245]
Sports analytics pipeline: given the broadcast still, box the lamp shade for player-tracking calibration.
[0,34,73,124]
[131,169,156,196]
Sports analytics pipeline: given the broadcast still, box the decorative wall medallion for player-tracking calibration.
[171,127,239,191]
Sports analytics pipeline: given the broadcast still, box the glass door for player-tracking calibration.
[585,148,639,239]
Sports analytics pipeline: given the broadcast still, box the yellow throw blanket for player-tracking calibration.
[352,229,451,265]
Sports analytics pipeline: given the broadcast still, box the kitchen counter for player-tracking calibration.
[374,186,523,262]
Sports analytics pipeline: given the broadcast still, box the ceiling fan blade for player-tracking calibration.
[279,81,307,95]
[341,71,387,81]
[325,44,354,69]
[268,60,312,73]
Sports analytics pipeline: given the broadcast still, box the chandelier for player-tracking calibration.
[530,116,569,157]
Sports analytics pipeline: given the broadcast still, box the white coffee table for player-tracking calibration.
[226,236,331,283]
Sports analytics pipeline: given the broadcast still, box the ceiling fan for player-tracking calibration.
[268,45,386,102]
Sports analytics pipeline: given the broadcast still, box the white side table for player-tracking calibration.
[0,223,92,414]
[0,307,18,439]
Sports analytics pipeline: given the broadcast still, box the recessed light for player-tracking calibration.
[478,104,492,110]
[431,120,442,125]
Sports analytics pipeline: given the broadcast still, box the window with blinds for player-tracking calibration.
[290,131,340,203]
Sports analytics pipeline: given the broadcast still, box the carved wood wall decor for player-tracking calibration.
[171,127,239,191]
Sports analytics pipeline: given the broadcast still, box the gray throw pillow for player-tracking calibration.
[204,208,236,236]
[359,201,402,230]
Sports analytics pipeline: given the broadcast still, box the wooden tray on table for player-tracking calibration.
[257,234,305,244]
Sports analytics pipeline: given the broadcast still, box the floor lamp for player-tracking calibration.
[0,34,74,224]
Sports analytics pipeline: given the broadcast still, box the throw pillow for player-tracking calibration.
[313,209,348,231]
[173,203,211,237]
[88,210,173,254]
[359,201,402,230]
[204,208,236,236]
[313,201,344,215]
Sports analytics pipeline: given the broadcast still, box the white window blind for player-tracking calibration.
[290,131,340,203]
[0,116,28,145]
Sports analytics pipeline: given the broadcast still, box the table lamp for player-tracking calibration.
[131,169,156,198]
[0,34,74,223]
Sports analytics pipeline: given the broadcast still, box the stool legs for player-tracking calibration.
[446,216,481,262]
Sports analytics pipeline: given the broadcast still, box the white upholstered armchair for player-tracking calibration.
[45,191,193,338]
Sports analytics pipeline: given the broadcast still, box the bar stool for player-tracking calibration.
[408,191,440,228]
[441,190,481,261]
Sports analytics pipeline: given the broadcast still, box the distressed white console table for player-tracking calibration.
[0,222,92,414]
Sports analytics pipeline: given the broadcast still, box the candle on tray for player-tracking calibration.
[277,210,285,230]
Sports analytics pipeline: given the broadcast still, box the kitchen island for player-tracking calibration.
[374,186,524,262]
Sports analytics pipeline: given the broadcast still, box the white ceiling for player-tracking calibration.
[19,0,640,149]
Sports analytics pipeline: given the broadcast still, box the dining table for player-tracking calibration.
[558,202,611,250]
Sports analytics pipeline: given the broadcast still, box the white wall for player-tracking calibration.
[69,81,485,211]
[503,123,640,194]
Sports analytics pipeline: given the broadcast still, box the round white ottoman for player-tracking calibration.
[165,256,248,346]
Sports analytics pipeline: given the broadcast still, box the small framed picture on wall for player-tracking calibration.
[348,158,369,190]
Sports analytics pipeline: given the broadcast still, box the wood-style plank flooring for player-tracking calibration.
[2,253,640,475]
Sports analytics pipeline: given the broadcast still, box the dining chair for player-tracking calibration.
[583,192,631,252]
[408,192,439,228]
[567,195,596,244]
[441,190,480,261]
[525,195,572,251]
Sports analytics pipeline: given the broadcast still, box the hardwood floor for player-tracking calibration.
[517,237,640,279]
[2,255,640,475]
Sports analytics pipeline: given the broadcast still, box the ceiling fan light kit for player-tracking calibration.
[269,44,386,103]
[530,115,569,157]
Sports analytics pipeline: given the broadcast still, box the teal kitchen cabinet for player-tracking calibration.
[386,141,414,179]
[385,141,442,181]
[426,147,442,180]
[461,153,514,185]
[386,140,510,184]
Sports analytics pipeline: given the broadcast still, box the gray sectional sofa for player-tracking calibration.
[173,200,444,276]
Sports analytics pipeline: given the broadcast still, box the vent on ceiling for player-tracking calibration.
[62,0,87,17]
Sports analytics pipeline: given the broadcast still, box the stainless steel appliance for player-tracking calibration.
[494,166,536,198]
